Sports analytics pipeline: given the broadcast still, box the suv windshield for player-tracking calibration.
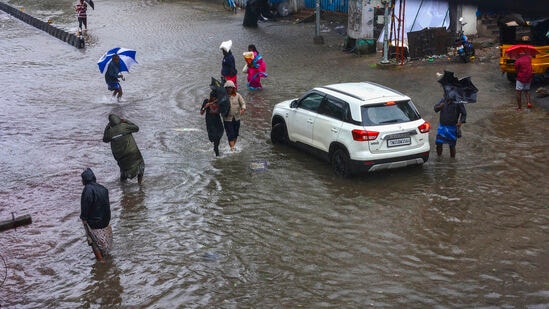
[361,100,421,126]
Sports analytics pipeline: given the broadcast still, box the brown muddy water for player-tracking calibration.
[0,0,548,308]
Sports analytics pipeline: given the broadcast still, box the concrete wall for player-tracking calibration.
[459,4,478,36]
[0,2,84,49]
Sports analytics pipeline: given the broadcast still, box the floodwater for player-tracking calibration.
[1,0,548,308]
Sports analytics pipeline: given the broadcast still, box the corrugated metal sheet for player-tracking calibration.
[304,0,349,13]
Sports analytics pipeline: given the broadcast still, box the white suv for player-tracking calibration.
[270,82,431,177]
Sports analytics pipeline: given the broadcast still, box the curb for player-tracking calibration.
[0,2,85,49]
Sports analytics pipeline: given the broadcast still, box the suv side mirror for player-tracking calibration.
[290,99,298,108]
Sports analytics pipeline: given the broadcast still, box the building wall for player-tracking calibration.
[459,5,478,36]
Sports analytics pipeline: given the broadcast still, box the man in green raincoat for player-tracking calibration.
[103,114,145,184]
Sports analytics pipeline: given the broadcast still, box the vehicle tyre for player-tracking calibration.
[331,148,351,177]
[271,122,288,144]
[506,73,516,82]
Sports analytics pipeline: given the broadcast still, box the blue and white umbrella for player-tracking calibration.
[97,47,138,74]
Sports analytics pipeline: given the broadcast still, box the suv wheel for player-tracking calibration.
[271,122,288,144]
[331,148,351,177]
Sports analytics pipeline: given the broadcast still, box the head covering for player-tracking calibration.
[81,168,96,185]
[220,40,232,53]
[108,114,122,126]
[224,80,236,88]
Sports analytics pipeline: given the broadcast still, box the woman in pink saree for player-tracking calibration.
[246,44,268,90]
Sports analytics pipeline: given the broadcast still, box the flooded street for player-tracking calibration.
[1,0,548,307]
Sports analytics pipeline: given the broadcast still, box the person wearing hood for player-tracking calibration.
[220,40,238,90]
[80,168,112,258]
[200,91,225,156]
[103,114,145,184]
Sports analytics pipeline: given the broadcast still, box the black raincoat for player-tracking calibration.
[80,168,110,229]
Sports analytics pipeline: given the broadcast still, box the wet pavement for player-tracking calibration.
[0,0,548,308]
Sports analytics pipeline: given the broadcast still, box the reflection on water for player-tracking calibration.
[1,0,548,307]
[81,259,123,307]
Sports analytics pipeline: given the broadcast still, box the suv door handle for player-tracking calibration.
[307,119,314,124]
[331,128,338,133]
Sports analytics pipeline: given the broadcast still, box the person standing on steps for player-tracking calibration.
[75,0,88,33]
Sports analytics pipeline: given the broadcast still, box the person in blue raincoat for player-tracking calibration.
[105,54,124,101]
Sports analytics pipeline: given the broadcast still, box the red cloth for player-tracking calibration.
[223,75,238,90]
[514,55,533,83]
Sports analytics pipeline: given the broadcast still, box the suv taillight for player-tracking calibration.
[418,121,430,133]
[352,129,379,141]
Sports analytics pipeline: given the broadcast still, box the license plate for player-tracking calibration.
[387,137,411,147]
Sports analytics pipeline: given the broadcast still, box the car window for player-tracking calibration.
[298,92,324,112]
[318,96,346,121]
[361,100,421,126]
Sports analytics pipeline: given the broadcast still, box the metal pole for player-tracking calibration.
[315,0,320,37]
[381,0,390,64]
[313,0,324,44]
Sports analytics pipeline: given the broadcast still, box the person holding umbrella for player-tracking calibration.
[514,51,533,111]
[75,0,88,33]
[434,97,467,159]
[98,47,138,102]
[434,71,472,159]
[105,54,124,101]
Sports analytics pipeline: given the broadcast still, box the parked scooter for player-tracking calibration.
[455,18,475,63]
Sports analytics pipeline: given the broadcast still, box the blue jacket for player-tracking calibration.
[105,61,120,84]
[221,51,237,77]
